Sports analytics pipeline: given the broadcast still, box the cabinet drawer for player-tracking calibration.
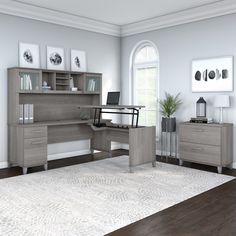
[180,142,221,165]
[24,126,47,139]
[24,137,47,149]
[179,124,221,146]
[24,148,47,166]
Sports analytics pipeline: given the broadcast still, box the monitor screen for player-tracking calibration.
[106,92,120,105]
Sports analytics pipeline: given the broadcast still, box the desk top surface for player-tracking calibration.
[78,105,145,109]
[12,119,93,127]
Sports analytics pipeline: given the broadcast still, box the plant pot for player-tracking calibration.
[161,117,176,132]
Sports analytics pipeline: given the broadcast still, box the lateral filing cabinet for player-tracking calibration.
[14,125,48,174]
[179,122,233,174]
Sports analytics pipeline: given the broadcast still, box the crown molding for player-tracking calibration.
[121,0,236,37]
[1,0,236,38]
[0,0,121,37]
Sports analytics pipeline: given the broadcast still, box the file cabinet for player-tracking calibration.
[179,122,233,173]
[9,125,48,174]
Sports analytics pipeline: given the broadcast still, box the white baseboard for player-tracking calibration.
[0,161,9,169]
[48,144,122,161]
[121,144,129,150]
[48,149,91,161]
[111,144,122,150]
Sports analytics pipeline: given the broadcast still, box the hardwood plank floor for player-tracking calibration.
[107,179,236,236]
[0,149,127,179]
[107,153,236,236]
[1,149,236,236]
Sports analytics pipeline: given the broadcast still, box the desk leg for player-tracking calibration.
[23,167,27,175]
[152,160,157,167]
[44,163,48,171]
[129,166,134,173]
[98,108,102,126]
[135,109,139,128]
[109,149,112,158]
[131,109,135,128]
[93,108,97,125]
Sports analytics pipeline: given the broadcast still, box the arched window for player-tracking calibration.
[131,41,159,127]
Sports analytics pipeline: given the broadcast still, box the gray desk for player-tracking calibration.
[9,119,156,174]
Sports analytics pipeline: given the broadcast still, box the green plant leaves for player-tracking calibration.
[159,92,182,117]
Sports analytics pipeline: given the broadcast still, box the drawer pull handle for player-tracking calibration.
[31,130,43,133]
[31,141,44,145]
[193,129,205,132]
[191,147,204,152]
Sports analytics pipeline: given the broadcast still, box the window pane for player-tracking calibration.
[136,67,156,89]
[147,47,157,61]
[136,90,156,109]
[146,111,156,126]
[139,110,156,126]
[134,46,158,64]
[133,45,158,127]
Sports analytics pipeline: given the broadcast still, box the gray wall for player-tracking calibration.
[0,13,120,166]
[121,14,236,166]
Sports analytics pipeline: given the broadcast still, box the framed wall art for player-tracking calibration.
[19,42,40,68]
[192,56,233,92]
[47,46,65,70]
[71,49,87,72]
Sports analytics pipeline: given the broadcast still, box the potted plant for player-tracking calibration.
[159,92,182,132]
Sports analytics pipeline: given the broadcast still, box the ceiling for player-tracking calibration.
[14,0,222,25]
[1,0,235,36]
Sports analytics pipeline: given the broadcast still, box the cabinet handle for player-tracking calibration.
[31,130,42,133]
[191,147,204,152]
[31,141,44,145]
[193,128,205,132]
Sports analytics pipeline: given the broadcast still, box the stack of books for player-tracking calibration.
[190,117,213,124]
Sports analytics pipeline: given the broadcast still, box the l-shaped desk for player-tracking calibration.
[9,105,156,174]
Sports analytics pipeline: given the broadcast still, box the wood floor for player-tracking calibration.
[1,149,236,236]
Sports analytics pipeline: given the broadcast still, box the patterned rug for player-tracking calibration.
[0,156,234,236]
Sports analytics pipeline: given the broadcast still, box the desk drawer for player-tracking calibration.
[180,142,221,165]
[24,126,47,139]
[179,124,221,146]
[24,137,47,149]
[24,148,47,166]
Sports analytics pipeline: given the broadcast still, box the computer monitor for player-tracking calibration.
[106,92,120,105]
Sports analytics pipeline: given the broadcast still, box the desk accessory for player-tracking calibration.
[106,92,120,105]
[196,97,206,117]
[214,95,230,123]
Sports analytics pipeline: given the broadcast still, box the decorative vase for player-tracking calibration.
[161,117,176,132]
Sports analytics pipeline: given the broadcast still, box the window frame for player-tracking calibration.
[130,41,160,138]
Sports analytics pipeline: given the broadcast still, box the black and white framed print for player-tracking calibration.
[71,49,87,72]
[19,42,40,68]
[192,56,233,92]
[47,46,65,70]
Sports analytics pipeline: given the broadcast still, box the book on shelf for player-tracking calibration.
[23,104,29,123]
[28,104,34,123]
[18,104,24,124]
[87,79,96,92]
[20,74,33,90]
[21,104,34,124]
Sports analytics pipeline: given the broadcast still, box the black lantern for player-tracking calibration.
[196,97,206,117]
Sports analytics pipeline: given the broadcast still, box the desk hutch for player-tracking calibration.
[8,67,102,174]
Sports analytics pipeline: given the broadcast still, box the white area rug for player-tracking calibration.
[0,156,234,236]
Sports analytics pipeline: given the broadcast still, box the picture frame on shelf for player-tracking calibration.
[71,49,87,72]
[19,42,40,68]
[192,56,233,92]
[47,46,65,70]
